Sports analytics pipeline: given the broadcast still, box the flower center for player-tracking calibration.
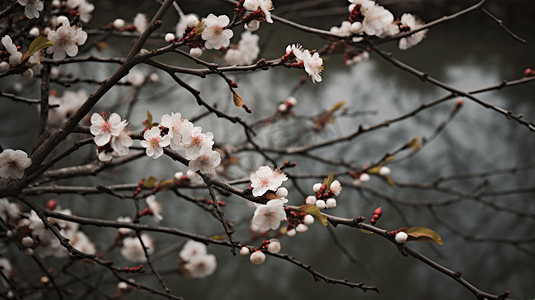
[191,136,203,146]
[213,26,222,35]
[199,156,210,166]
[259,177,270,187]
[7,159,18,170]
[101,122,112,133]
[149,137,160,148]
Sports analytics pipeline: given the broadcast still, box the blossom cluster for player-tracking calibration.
[1,35,43,79]
[0,149,32,179]
[46,16,88,60]
[90,113,133,163]
[48,89,87,126]
[120,234,154,262]
[224,31,260,66]
[178,240,217,278]
[240,238,281,265]
[328,1,428,50]
[305,179,342,209]
[283,44,324,83]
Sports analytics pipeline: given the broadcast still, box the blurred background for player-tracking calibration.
[1,0,534,299]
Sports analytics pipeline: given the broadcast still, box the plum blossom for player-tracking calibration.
[18,0,43,19]
[146,195,163,221]
[267,239,281,253]
[140,127,171,159]
[187,170,204,185]
[110,127,133,157]
[252,199,286,231]
[249,250,266,265]
[250,166,287,197]
[117,216,133,235]
[179,240,207,261]
[188,148,221,177]
[48,90,87,126]
[223,31,260,65]
[201,14,234,50]
[66,0,94,23]
[183,127,214,159]
[329,21,352,36]
[243,0,274,23]
[47,17,88,60]
[2,35,22,67]
[361,4,394,37]
[399,13,428,50]
[90,113,127,146]
[176,14,199,38]
[184,254,217,278]
[0,149,32,179]
[160,112,193,151]
[133,13,148,33]
[329,180,342,196]
[120,234,154,262]
[292,45,323,83]
[0,198,20,221]
[71,231,96,254]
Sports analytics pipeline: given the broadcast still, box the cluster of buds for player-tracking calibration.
[349,171,371,186]
[123,265,143,272]
[370,207,382,225]
[524,68,535,77]
[277,96,297,113]
[137,206,154,218]
[348,4,365,24]
[305,180,342,209]
[133,180,145,196]
[281,160,297,169]
[284,207,314,237]
[21,236,34,256]
[240,238,281,265]
[202,198,226,207]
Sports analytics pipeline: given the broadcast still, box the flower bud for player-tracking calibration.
[277,103,287,112]
[276,187,288,198]
[296,224,308,233]
[190,47,203,58]
[373,207,382,218]
[350,22,363,33]
[286,228,296,237]
[117,281,128,291]
[303,214,314,226]
[22,236,34,247]
[352,178,361,186]
[379,166,391,176]
[326,198,337,209]
[113,19,126,29]
[245,20,260,31]
[22,68,34,80]
[243,0,257,11]
[313,183,322,192]
[240,246,250,256]
[315,200,326,209]
[267,239,281,253]
[305,195,317,205]
[41,276,50,284]
[250,251,266,265]
[0,61,10,75]
[359,173,370,182]
[149,73,159,82]
[186,15,199,28]
[165,33,175,42]
[51,0,60,7]
[286,96,297,107]
[174,172,184,181]
[24,248,34,256]
[56,16,70,27]
[6,230,13,238]
[29,27,40,37]
[395,231,408,243]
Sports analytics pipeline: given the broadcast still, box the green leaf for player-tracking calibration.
[359,228,373,234]
[211,235,227,241]
[144,176,158,188]
[194,21,205,35]
[406,137,421,149]
[298,205,328,226]
[329,101,345,114]
[146,110,153,125]
[22,36,54,62]
[157,179,175,191]
[324,172,334,192]
[384,175,395,187]
[406,227,444,245]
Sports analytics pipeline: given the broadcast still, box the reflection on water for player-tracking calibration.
[1,2,534,299]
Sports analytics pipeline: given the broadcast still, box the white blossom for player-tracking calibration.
[361,4,394,37]
[293,46,323,83]
[329,21,352,36]
[305,195,317,205]
[296,224,308,233]
[48,89,86,125]
[312,183,322,192]
[303,214,315,226]
[326,198,337,208]
[18,0,43,19]
[133,13,148,33]
[71,231,96,254]
[183,127,214,159]
[250,166,287,197]
[160,112,193,151]
[184,254,217,278]
[224,49,243,65]
[120,234,154,262]
[187,170,204,185]
[110,126,133,157]
[240,247,250,256]
[90,113,127,146]
[276,187,288,198]
[329,180,342,196]
[399,13,428,50]
[359,173,370,182]
[0,198,20,221]
[201,14,233,50]
[165,33,175,42]
[146,195,163,221]
[395,231,408,243]
[176,13,199,38]
[252,199,286,231]
[66,0,94,23]
[125,70,145,86]
[316,199,326,209]
[140,127,171,159]
[117,216,133,235]
[190,47,203,57]
[113,19,126,29]
[188,148,221,177]
[267,239,281,253]
[0,62,9,75]
[0,149,32,179]
[379,166,391,176]
[179,240,207,261]
[245,20,260,31]
[46,19,88,60]
[243,0,274,23]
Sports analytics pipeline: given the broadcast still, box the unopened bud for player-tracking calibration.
[22,236,34,247]
[245,20,260,31]
[240,246,250,256]
[186,15,199,28]
[113,19,126,29]
[395,231,408,243]
[249,251,266,265]
[165,33,175,43]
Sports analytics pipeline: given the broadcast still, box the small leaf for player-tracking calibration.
[406,137,421,149]
[231,90,251,113]
[144,176,158,188]
[406,227,443,245]
[194,21,205,35]
[22,36,54,61]
[329,101,345,114]
[384,175,395,187]
[359,229,373,234]
[263,192,279,200]
[211,235,227,241]
[367,166,380,174]
[298,205,328,226]
[324,172,334,191]
[157,179,175,191]
[146,110,153,125]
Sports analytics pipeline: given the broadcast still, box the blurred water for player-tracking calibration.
[1,1,534,299]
